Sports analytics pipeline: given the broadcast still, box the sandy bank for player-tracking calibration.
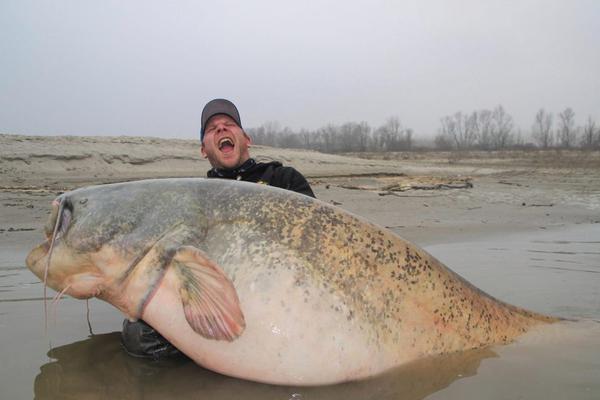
[1,133,599,247]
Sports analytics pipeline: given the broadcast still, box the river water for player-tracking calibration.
[1,224,598,399]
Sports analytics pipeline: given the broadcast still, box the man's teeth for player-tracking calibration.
[218,138,234,149]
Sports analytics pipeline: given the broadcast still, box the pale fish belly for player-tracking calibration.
[142,253,399,385]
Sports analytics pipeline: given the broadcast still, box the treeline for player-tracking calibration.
[247,117,413,153]
[435,105,518,150]
[435,106,600,150]
[246,106,600,153]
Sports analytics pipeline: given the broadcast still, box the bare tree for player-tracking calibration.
[336,122,359,152]
[317,124,338,153]
[557,107,577,148]
[356,121,371,152]
[278,126,303,148]
[490,105,514,149]
[438,115,457,150]
[532,108,553,148]
[246,126,265,145]
[386,116,402,135]
[464,112,479,149]
[580,116,599,149]
[434,131,454,150]
[298,128,312,149]
[247,121,282,146]
[477,109,493,150]
[404,128,413,150]
[439,112,478,150]
[383,117,403,150]
[512,128,527,148]
[373,117,412,151]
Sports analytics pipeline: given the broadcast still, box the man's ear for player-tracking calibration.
[200,143,208,159]
[244,132,252,146]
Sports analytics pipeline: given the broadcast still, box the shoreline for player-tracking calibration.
[1,133,599,249]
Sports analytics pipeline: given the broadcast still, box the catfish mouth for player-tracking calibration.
[25,241,51,275]
[26,197,72,273]
[25,201,60,270]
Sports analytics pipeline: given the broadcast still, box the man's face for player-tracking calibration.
[201,114,251,170]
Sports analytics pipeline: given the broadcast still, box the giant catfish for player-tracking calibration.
[26,178,556,385]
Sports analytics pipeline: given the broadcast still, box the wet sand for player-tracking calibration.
[1,134,599,399]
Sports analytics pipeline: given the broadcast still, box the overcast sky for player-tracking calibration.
[1,0,599,139]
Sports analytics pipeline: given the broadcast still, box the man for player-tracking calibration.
[121,99,315,358]
[201,98,315,197]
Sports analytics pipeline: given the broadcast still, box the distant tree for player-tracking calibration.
[438,115,457,150]
[434,132,454,150]
[298,128,312,149]
[464,112,479,149]
[404,128,413,150]
[557,107,577,148]
[264,121,282,146]
[382,117,402,151]
[245,117,412,153]
[512,128,527,148]
[278,126,303,149]
[386,116,402,135]
[580,116,599,149]
[371,125,386,151]
[477,109,494,150]
[335,121,371,152]
[317,124,338,153]
[355,121,371,152]
[439,112,478,150]
[247,121,282,147]
[532,108,553,148]
[490,105,514,149]
[372,117,412,151]
[246,126,265,145]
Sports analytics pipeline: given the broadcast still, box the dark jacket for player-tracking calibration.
[206,158,315,198]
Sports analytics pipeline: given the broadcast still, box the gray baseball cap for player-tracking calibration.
[200,99,242,141]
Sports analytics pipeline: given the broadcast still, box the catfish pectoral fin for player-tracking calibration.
[173,246,245,341]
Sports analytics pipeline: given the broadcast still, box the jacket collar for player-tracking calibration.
[207,158,257,179]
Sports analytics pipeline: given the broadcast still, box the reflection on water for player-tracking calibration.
[34,332,495,400]
[425,225,600,320]
[426,320,600,400]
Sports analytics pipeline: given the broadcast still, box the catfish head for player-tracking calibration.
[26,180,245,341]
[26,195,104,300]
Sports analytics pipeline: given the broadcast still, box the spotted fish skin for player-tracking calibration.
[26,178,556,385]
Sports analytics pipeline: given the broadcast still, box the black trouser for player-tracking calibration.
[121,319,182,360]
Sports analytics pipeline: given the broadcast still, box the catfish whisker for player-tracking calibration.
[52,285,71,305]
[44,197,66,333]
[86,299,94,336]
[49,284,70,331]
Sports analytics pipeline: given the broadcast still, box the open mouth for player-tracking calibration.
[25,197,63,274]
[25,240,50,272]
[27,196,75,283]
[218,137,235,153]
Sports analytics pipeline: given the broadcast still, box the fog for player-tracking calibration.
[1,0,599,139]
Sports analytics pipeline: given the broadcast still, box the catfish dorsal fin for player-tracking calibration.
[173,246,245,341]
